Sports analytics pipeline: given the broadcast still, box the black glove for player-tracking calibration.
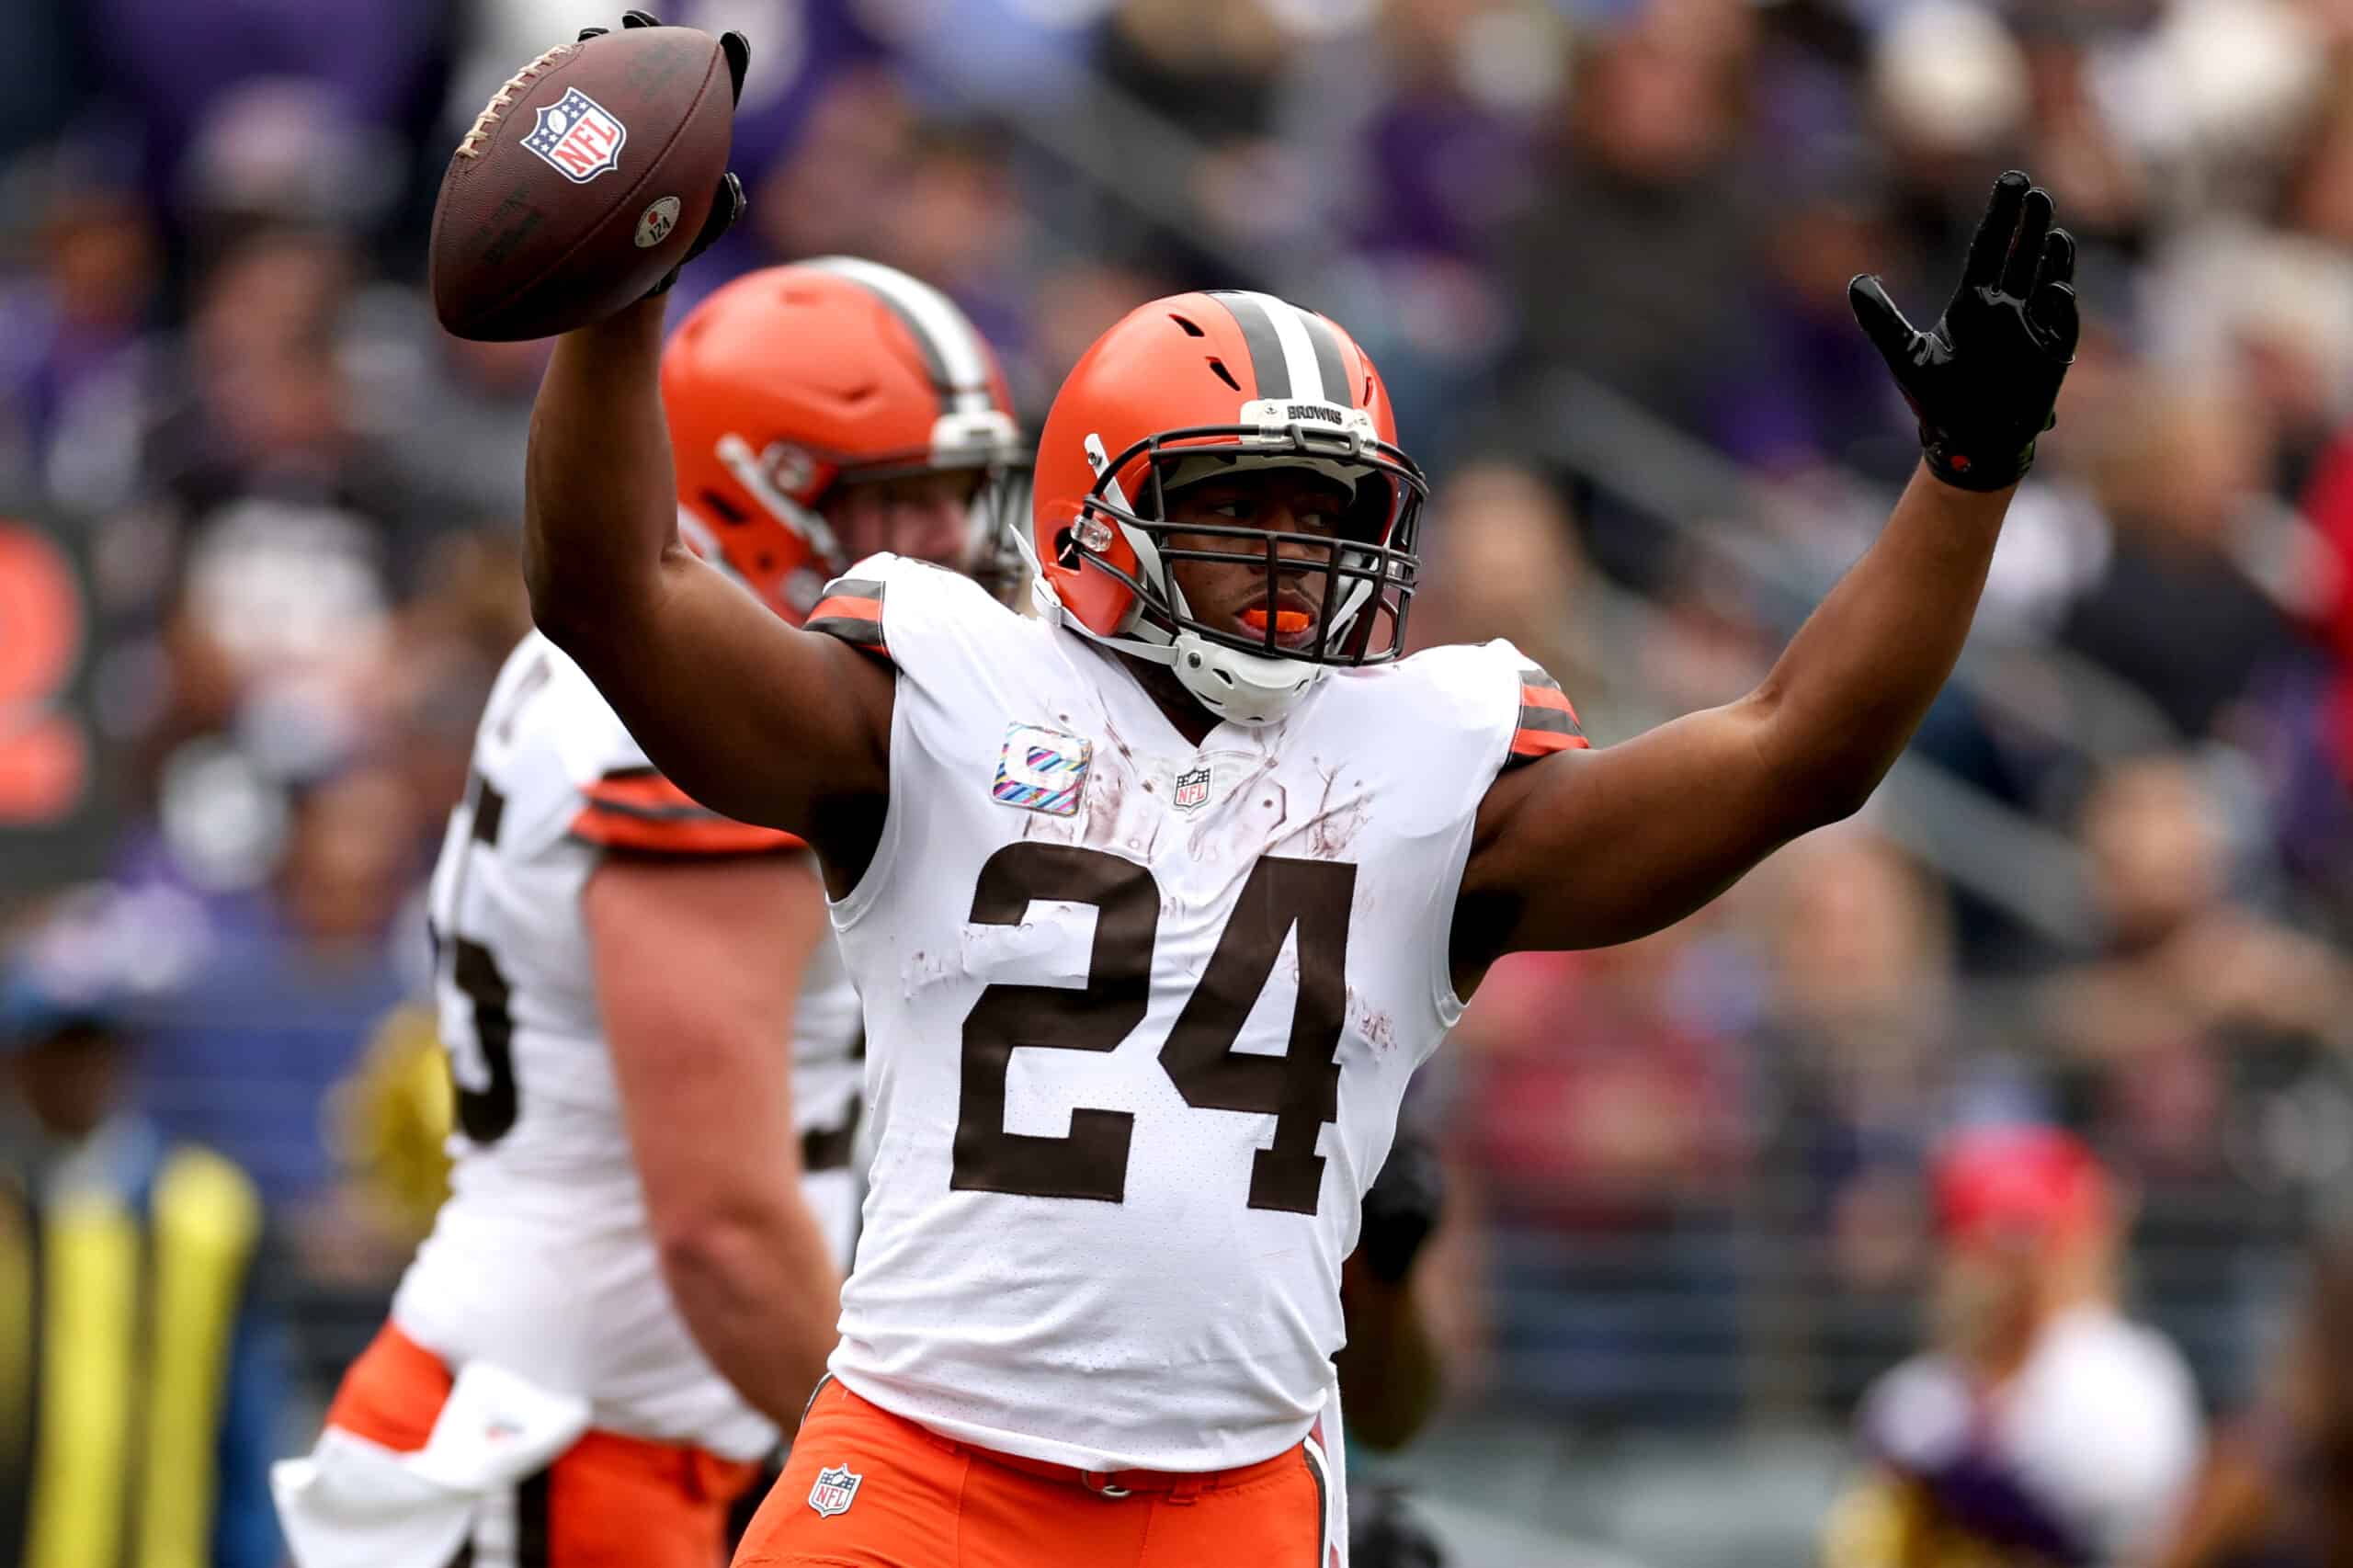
[578,10,749,297]
[1358,1131,1444,1287]
[1849,170,2080,493]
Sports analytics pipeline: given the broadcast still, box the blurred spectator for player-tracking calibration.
[1820,1125,2201,1568]
[2298,419,2353,807]
[76,0,457,222]
[1409,460,1605,706]
[2060,387,2310,742]
[1504,0,1764,445]
[0,146,161,511]
[131,763,424,1243]
[1711,149,1917,481]
[1734,829,1983,1415]
[2149,1225,2353,1568]
[0,891,283,1568]
[1449,919,1749,1418]
[2039,756,2353,1387]
[747,66,920,268]
[2040,758,2353,1179]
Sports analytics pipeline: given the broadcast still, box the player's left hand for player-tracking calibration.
[1849,170,2080,493]
[576,9,749,297]
[1358,1131,1443,1286]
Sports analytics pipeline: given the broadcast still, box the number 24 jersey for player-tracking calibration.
[813,553,1583,1474]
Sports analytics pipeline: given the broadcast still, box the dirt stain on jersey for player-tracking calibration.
[900,946,959,1001]
[1348,986,1397,1053]
[1299,763,1371,859]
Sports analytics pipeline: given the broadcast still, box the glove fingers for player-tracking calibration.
[697,171,745,253]
[2027,280,2080,360]
[577,25,608,40]
[1962,171,2032,293]
[2040,226,2076,290]
[2000,187,2054,298]
[620,9,662,27]
[1848,275,1919,369]
[721,30,750,101]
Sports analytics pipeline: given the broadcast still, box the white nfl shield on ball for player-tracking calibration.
[807,1463,862,1517]
[520,86,627,183]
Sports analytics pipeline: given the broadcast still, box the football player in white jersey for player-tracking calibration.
[271,258,1023,1568]
[523,24,2081,1559]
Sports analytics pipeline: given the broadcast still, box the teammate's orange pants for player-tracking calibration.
[733,1379,1337,1568]
[325,1324,764,1568]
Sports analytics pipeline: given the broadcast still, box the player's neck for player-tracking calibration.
[1112,649,1222,747]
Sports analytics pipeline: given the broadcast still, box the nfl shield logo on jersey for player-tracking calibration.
[808,1463,862,1517]
[1174,764,1211,812]
[520,87,627,182]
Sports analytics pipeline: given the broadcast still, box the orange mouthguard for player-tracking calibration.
[1240,608,1311,634]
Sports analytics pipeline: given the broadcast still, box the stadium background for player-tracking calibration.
[5,0,2353,1562]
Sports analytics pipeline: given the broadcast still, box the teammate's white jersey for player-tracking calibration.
[809,553,1582,1473]
[391,632,864,1462]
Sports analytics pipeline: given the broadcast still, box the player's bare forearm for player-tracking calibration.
[1752,464,2008,813]
[521,302,892,837]
[658,1193,844,1428]
[523,297,681,641]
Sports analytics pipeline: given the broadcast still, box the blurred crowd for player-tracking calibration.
[5,0,2353,1542]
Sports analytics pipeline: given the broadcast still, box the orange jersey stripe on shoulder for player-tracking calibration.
[580,771,700,815]
[807,594,881,627]
[1509,725,1590,759]
[571,804,801,855]
[1518,683,1581,720]
[573,769,804,856]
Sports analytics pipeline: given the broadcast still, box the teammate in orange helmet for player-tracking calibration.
[523,19,2080,1565]
[664,256,1024,619]
[272,258,1021,1568]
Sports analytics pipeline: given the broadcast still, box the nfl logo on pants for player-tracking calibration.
[808,1464,862,1517]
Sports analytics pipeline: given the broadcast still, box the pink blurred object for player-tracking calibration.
[1931,1124,2109,1250]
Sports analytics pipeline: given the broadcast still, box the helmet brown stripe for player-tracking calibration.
[1206,290,1292,401]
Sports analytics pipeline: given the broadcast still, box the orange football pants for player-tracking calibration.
[733,1379,1337,1568]
[324,1324,764,1567]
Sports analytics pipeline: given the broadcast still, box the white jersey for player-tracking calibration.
[810,553,1581,1472]
[391,632,864,1461]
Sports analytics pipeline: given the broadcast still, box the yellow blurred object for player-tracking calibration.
[1822,1471,2018,1568]
[328,1003,456,1242]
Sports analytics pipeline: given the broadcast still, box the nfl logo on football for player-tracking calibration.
[1174,765,1211,812]
[807,1463,862,1518]
[521,87,627,183]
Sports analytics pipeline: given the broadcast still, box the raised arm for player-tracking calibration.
[520,20,891,852]
[526,297,892,846]
[1454,172,2080,978]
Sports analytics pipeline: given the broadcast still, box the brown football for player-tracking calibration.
[429,26,732,342]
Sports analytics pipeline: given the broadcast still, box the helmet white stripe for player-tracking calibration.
[809,256,995,413]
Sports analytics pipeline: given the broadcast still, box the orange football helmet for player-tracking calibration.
[663,257,1024,620]
[1020,290,1427,725]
